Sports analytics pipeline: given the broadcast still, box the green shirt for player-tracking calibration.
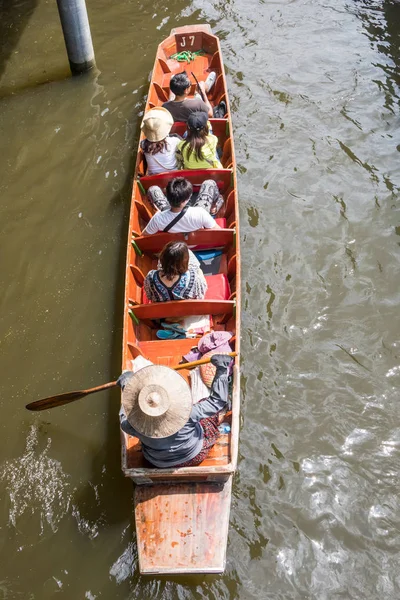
[177,134,223,170]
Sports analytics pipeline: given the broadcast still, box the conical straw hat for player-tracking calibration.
[122,365,193,438]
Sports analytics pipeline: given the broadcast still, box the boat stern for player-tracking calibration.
[134,478,232,574]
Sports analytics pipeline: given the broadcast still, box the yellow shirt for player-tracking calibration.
[177,134,223,170]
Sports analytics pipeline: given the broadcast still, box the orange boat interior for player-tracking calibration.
[122,27,240,476]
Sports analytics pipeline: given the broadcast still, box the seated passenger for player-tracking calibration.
[176,111,223,170]
[142,177,223,235]
[144,241,207,302]
[162,71,216,122]
[140,107,180,175]
[117,354,233,468]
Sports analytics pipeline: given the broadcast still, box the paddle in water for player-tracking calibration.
[25,352,237,411]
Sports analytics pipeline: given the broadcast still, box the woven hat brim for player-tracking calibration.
[122,365,192,438]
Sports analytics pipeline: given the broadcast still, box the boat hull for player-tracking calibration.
[122,23,240,574]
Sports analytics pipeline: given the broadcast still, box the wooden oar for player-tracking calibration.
[25,352,237,411]
[25,381,118,411]
[174,351,236,371]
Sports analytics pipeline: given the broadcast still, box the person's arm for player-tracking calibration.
[175,144,185,170]
[201,210,221,229]
[141,216,159,236]
[117,372,140,437]
[189,355,232,421]
[187,250,207,298]
[120,406,140,437]
[143,272,156,302]
[188,249,201,269]
[194,268,208,299]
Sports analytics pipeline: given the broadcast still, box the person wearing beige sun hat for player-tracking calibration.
[117,354,233,468]
[140,106,181,176]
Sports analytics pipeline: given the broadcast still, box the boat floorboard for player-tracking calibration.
[135,478,232,574]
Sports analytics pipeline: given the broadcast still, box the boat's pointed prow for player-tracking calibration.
[135,478,233,574]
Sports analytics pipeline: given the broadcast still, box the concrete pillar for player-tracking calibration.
[56,0,95,75]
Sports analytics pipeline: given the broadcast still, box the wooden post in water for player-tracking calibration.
[56,0,95,75]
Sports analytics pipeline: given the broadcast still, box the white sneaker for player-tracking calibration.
[204,71,216,93]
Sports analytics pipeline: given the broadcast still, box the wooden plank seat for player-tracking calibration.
[139,169,233,194]
[129,299,234,324]
[133,228,234,254]
[125,431,231,469]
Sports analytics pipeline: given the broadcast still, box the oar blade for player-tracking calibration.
[26,391,91,411]
[25,381,117,411]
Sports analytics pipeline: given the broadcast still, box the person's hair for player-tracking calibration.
[166,177,193,208]
[159,242,189,280]
[141,138,169,155]
[181,123,209,162]
[170,72,191,96]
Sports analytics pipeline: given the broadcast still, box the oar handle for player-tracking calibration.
[80,381,117,394]
[173,351,237,371]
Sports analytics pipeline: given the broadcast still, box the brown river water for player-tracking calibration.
[1,0,399,598]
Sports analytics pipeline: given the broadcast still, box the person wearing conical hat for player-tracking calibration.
[140,107,181,176]
[117,354,232,468]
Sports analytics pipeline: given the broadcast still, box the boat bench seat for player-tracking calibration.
[133,227,234,255]
[124,430,231,469]
[129,299,234,324]
[139,169,233,194]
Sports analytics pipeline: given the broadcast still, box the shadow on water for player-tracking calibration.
[355,0,400,110]
[0,67,73,100]
[382,1,400,81]
[0,0,39,81]
[0,0,90,99]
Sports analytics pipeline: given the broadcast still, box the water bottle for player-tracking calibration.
[219,422,231,434]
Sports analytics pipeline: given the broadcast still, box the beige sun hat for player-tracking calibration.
[122,365,193,438]
[141,107,174,142]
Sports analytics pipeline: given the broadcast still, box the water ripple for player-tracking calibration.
[0,425,71,533]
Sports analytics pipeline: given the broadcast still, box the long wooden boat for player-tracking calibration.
[121,24,240,574]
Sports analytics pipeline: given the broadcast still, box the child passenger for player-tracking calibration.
[176,111,223,170]
[140,107,180,175]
